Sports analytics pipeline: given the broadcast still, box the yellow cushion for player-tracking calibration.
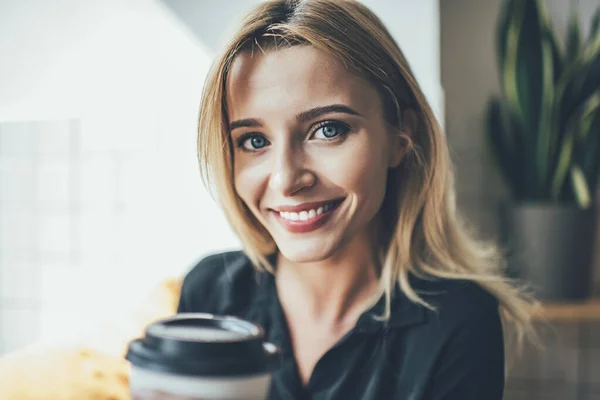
[0,345,130,400]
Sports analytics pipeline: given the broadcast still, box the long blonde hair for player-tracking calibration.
[197,0,540,360]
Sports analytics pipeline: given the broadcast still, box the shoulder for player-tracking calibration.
[408,278,506,399]
[180,250,255,292]
[177,250,259,315]
[411,276,501,327]
[395,278,504,383]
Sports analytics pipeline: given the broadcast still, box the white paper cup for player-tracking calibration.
[126,314,280,400]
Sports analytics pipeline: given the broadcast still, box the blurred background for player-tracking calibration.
[0,0,598,399]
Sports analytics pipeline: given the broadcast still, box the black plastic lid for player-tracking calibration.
[125,313,280,377]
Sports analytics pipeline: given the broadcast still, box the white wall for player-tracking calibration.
[362,0,443,125]
[0,0,240,353]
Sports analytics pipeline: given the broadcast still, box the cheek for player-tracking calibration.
[352,155,388,207]
[233,159,268,211]
[328,136,389,202]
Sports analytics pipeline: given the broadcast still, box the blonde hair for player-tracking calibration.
[197,0,540,361]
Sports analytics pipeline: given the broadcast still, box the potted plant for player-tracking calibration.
[487,0,600,300]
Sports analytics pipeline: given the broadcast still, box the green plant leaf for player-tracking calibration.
[551,126,576,199]
[487,98,521,197]
[580,111,600,184]
[573,91,600,187]
[516,0,546,134]
[512,0,553,195]
[536,5,556,192]
[586,7,600,51]
[566,8,582,63]
[576,90,600,140]
[542,19,564,188]
[545,23,564,83]
[496,0,517,82]
[492,1,600,204]
[554,48,600,158]
[570,164,591,208]
[552,92,600,198]
[501,0,526,123]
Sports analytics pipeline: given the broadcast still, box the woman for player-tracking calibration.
[178,0,538,398]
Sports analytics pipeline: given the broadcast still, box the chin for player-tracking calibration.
[274,236,345,264]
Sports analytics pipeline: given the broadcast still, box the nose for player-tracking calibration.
[268,143,315,196]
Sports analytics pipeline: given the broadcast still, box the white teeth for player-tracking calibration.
[279,207,322,221]
[278,201,338,222]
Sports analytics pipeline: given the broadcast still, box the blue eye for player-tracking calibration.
[313,121,350,140]
[238,134,269,151]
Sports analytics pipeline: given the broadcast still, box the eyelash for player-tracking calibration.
[235,120,351,152]
[235,133,268,152]
[312,120,351,141]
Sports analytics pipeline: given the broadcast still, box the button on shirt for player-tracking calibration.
[177,251,505,400]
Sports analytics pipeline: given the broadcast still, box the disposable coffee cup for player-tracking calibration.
[125,313,280,400]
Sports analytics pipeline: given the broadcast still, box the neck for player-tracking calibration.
[275,233,381,326]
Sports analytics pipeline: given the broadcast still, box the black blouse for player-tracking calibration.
[177,251,505,400]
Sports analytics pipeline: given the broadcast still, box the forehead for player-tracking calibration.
[225,45,380,121]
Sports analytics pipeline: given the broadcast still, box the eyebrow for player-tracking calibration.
[228,104,362,131]
[296,104,362,123]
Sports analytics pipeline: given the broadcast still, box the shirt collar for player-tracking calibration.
[354,284,426,333]
[252,265,425,337]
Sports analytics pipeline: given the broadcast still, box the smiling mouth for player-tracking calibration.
[277,199,342,221]
[270,198,344,233]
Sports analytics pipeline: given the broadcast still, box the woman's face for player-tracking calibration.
[226,45,406,263]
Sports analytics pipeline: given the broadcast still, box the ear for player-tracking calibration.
[388,108,418,168]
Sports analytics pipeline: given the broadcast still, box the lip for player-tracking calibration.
[271,198,344,234]
[271,199,342,213]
